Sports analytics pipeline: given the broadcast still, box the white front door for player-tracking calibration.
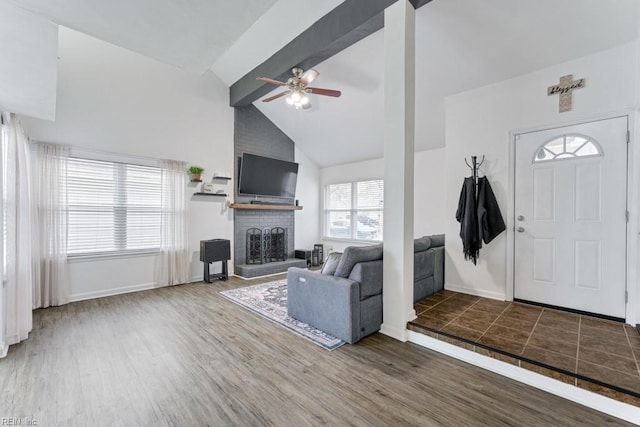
[514,117,628,318]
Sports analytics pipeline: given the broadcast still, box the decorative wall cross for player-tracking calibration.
[547,74,585,113]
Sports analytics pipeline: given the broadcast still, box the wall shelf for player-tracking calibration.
[226,201,302,211]
[212,176,232,181]
[193,192,227,197]
[190,179,203,183]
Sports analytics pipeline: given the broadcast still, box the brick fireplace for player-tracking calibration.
[233,105,306,278]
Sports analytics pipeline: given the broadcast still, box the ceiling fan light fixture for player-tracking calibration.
[257,68,339,111]
[290,90,302,103]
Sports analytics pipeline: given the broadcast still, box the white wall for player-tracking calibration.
[0,269,5,357]
[22,27,234,301]
[294,146,321,249]
[319,147,446,252]
[414,149,447,237]
[444,42,639,302]
[0,2,58,120]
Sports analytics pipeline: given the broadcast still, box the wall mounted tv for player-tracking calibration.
[238,153,299,198]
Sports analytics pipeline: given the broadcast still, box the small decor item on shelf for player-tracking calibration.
[202,182,215,193]
[189,165,204,181]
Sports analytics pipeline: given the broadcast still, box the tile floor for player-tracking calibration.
[408,290,640,406]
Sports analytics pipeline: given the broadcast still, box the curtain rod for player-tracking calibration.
[31,140,187,166]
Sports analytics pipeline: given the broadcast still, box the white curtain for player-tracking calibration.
[33,142,70,308]
[1,113,33,345]
[157,159,190,286]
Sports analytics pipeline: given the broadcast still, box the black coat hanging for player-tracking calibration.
[456,156,505,265]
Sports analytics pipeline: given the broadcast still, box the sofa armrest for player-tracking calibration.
[432,246,445,293]
[287,267,360,343]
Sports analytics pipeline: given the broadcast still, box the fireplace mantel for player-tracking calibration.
[226,201,303,211]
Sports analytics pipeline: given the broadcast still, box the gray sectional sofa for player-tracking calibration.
[413,234,445,302]
[287,235,444,344]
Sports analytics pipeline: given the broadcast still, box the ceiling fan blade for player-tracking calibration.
[256,77,287,86]
[300,69,319,85]
[261,91,290,102]
[306,87,341,97]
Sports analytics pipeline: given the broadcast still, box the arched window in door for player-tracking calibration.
[532,134,603,163]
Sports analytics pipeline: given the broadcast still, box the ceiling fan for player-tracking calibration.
[256,67,341,109]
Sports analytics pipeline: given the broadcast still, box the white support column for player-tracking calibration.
[380,0,415,341]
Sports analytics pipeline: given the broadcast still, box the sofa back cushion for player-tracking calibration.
[334,244,383,278]
[427,234,445,248]
[414,236,432,253]
[320,252,342,275]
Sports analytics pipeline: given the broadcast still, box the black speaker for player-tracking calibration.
[295,249,312,268]
[200,239,231,263]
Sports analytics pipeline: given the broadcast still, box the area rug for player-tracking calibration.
[220,280,345,351]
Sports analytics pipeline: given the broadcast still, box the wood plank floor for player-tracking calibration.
[0,274,631,426]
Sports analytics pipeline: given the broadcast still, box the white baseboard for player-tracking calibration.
[69,282,159,303]
[380,323,409,342]
[68,275,232,303]
[445,283,505,300]
[407,331,640,425]
[0,341,7,358]
[189,274,236,283]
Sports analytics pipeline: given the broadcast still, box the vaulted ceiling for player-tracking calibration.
[255,0,640,167]
[4,0,640,167]
[5,0,346,76]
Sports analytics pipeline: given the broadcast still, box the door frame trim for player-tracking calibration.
[506,110,637,324]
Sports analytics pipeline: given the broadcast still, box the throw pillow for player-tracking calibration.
[320,252,342,275]
[333,244,383,278]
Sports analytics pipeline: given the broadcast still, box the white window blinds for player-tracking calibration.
[67,157,162,255]
[324,179,383,241]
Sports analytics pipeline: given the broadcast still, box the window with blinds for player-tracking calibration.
[67,157,162,256]
[325,179,383,241]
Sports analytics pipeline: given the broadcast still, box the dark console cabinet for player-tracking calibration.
[200,239,230,282]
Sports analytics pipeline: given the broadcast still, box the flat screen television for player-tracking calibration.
[238,153,299,198]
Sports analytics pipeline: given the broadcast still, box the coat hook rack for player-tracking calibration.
[465,155,485,185]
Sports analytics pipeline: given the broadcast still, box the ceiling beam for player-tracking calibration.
[229,0,389,106]
[229,0,434,107]
[408,0,432,8]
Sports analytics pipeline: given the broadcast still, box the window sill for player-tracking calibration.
[322,237,382,245]
[68,249,160,263]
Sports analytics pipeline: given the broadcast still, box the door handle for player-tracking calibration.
[517,227,525,232]
[517,215,525,221]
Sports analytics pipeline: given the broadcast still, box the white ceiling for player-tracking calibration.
[211,0,345,86]
[6,0,280,73]
[256,0,640,168]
